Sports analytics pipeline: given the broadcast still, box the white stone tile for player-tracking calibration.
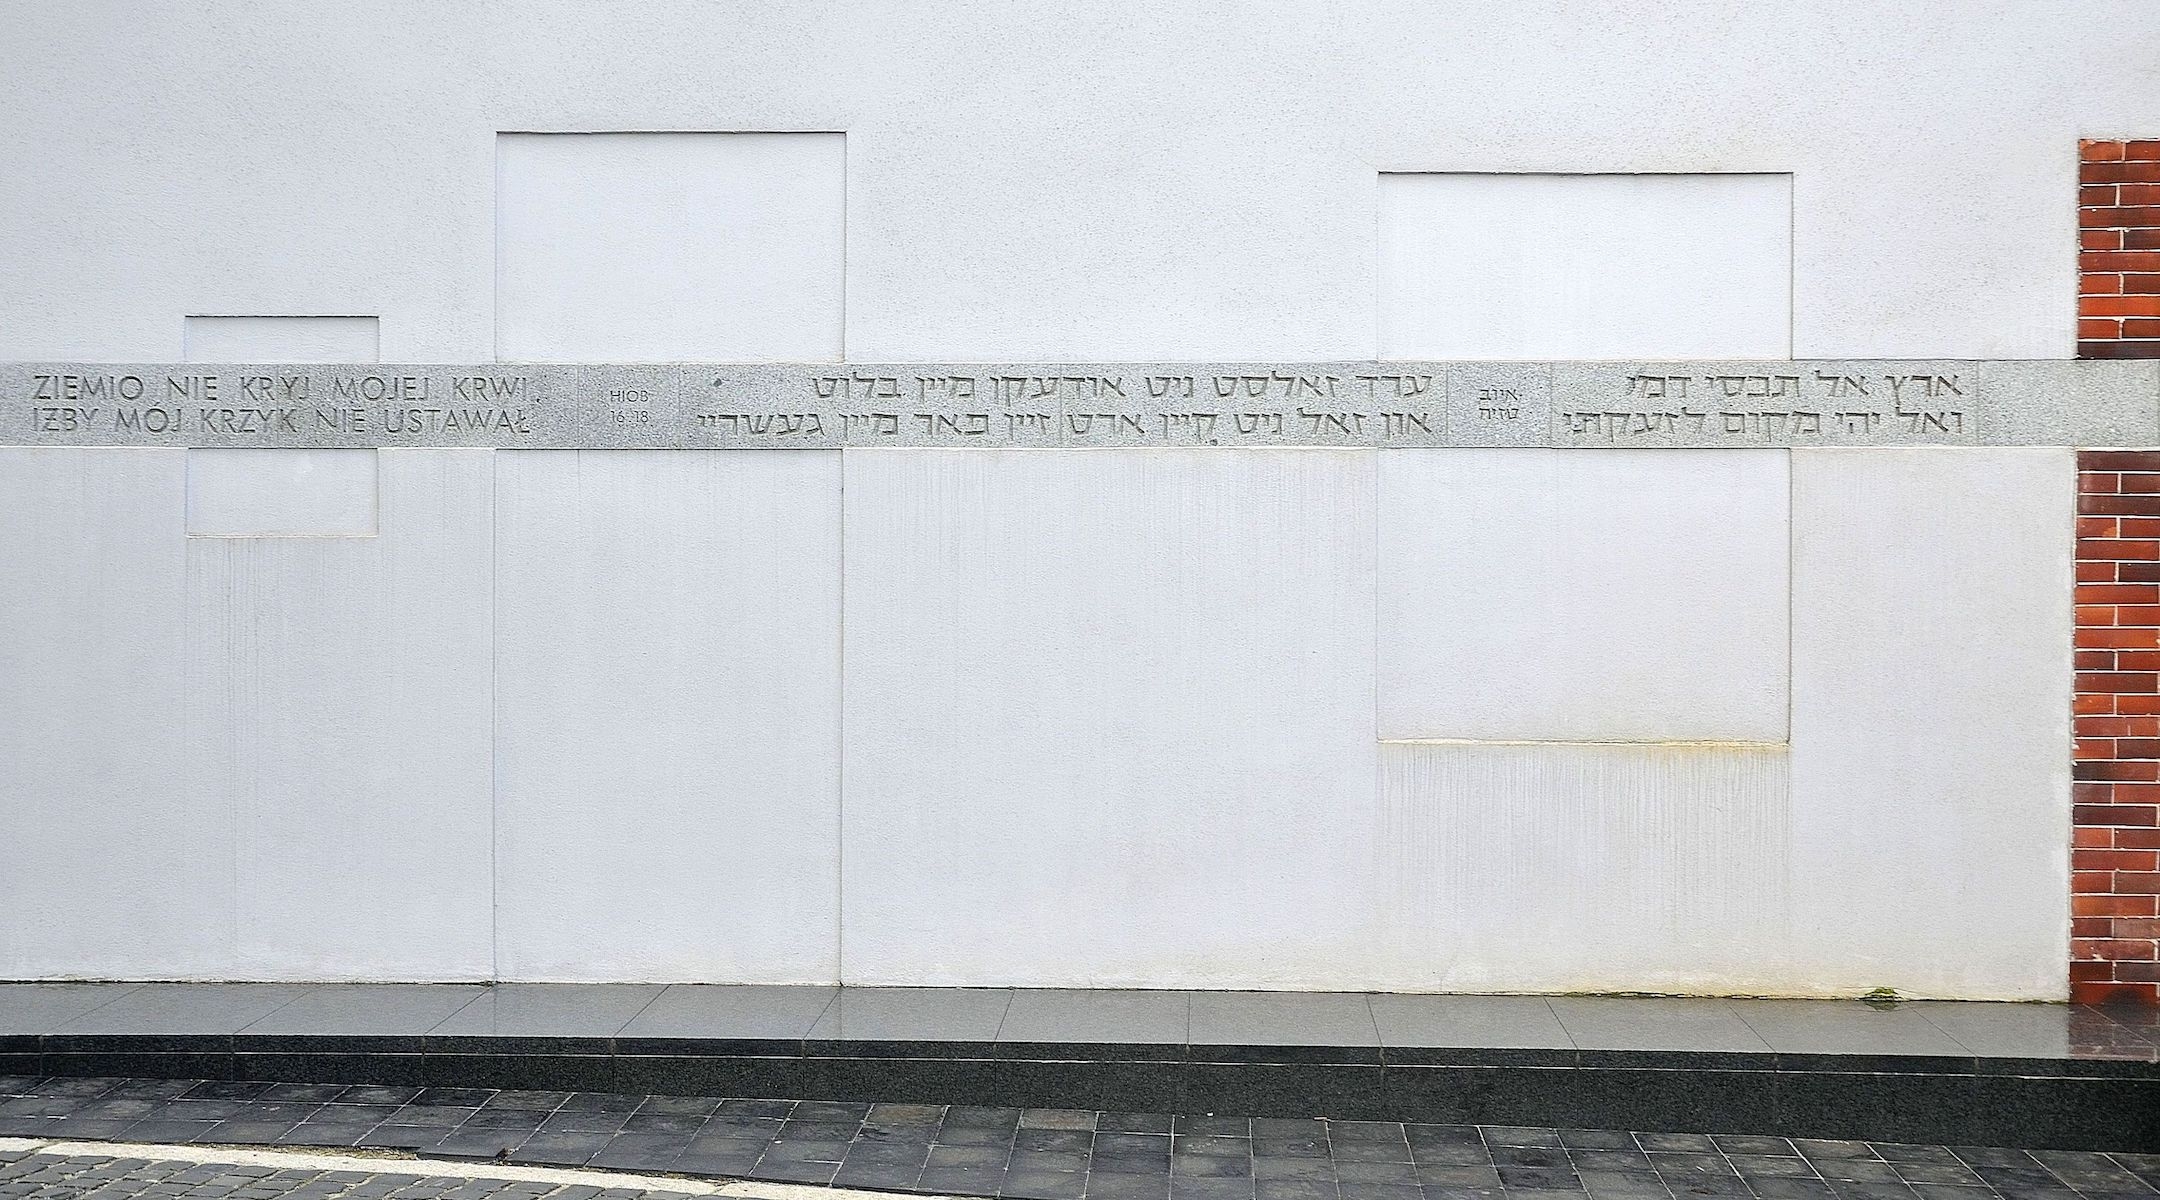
[493,450,842,982]
[840,449,1380,988]
[495,132,845,363]
[1378,173,1792,360]
[1787,448,2073,999]
[186,448,378,537]
[185,449,495,979]
[0,449,223,977]
[1378,448,1790,743]
[1377,740,1792,993]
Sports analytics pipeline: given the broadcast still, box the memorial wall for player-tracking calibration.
[2,360,2138,995]
[4,1,2157,998]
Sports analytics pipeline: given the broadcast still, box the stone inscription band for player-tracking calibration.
[6,360,2157,449]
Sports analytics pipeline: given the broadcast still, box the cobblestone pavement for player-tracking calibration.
[0,1145,702,1200]
[2,1076,2158,1200]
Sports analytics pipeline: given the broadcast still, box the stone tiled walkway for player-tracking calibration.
[2,1076,2157,1200]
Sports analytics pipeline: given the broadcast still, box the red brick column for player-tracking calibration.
[2080,140,2160,360]
[2075,451,2160,1004]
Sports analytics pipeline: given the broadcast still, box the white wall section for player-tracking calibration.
[0,448,495,980]
[839,449,1382,988]
[492,449,843,982]
[1378,449,1790,743]
[185,449,379,537]
[6,5,2137,361]
[186,449,496,979]
[1785,448,2073,999]
[1377,740,1792,993]
[183,317,379,364]
[1378,174,1792,360]
[494,133,845,363]
[0,444,2083,993]
[0,449,211,978]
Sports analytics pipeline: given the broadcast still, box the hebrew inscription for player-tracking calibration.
[2,360,2153,449]
[1550,363,1986,447]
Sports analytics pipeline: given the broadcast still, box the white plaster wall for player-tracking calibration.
[1786,449,2073,999]
[1377,173,1792,360]
[185,448,379,537]
[494,133,845,362]
[1377,741,1792,993]
[184,449,495,979]
[0,0,2116,992]
[0,448,495,980]
[2,3,2153,360]
[492,450,842,982]
[0,449,215,978]
[840,449,1383,988]
[183,317,380,364]
[1378,449,1790,743]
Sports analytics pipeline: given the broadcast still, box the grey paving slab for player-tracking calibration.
[615,986,837,1041]
[2,360,2145,449]
[997,990,1192,1045]
[1905,1002,2160,1061]
[1367,994,1573,1049]
[235,986,489,1037]
[806,988,1012,1042]
[1546,998,1774,1054]
[1187,993,1378,1047]
[1727,1000,1970,1058]
[429,986,665,1039]
[0,983,140,1035]
[49,985,307,1036]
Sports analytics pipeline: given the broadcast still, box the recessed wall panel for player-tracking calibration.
[1378,449,1790,743]
[1378,173,1792,360]
[185,449,495,979]
[840,449,1380,988]
[495,132,845,362]
[493,450,842,982]
[1787,448,2072,999]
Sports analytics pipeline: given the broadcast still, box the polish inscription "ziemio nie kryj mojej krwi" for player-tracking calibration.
[3,360,2155,449]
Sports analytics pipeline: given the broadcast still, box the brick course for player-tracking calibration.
[2081,141,2160,359]
[2074,450,2160,1003]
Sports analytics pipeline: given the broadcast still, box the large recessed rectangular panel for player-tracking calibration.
[186,448,378,537]
[1787,449,2071,999]
[1378,173,1791,359]
[841,449,1380,988]
[1378,740,1791,993]
[496,132,844,362]
[184,449,495,979]
[1379,449,1789,743]
[494,450,842,982]
[184,316,379,363]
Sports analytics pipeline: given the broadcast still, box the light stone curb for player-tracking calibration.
[4,359,2153,449]
[13,1140,968,1200]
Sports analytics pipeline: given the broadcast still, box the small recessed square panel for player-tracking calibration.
[496,132,845,362]
[186,448,378,537]
[184,316,379,363]
[1378,448,1789,743]
[1378,173,1791,359]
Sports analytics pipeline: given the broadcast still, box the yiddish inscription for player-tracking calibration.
[3,360,2153,449]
